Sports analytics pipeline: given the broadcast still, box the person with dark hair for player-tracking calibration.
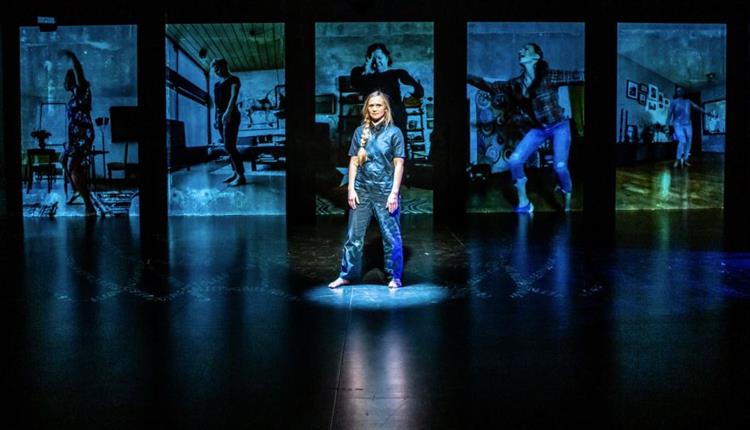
[62,50,96,216]
[329,91,405,290]
[667,85,715,168]
[211,58,245,186]
[350,43,423,157]
[468,43,584,212]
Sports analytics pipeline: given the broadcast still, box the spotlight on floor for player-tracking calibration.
[303,283,450,310]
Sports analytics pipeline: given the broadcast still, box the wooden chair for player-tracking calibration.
[106,140,138,180]
[107,106,139,180]
[26,148,62,194]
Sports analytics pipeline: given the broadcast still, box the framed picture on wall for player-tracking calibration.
[702,99,726,135]
[626,80,639,99]
[646,101,657,111]
[648,84,659,101]
[639,83,648,94]
[657,92,664,103]
[638,93,647,105]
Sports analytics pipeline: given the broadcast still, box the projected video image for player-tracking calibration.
[166,23,286,216]
[315,22,434,215]
[467,23,585,213]
[616,24,726,210]
[20,25,138,217]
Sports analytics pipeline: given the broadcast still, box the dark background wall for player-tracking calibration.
[1,25,5,217]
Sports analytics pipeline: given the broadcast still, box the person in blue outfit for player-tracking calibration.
[329,91,405,289]
[468,43,584,213]
[667,85,715,168]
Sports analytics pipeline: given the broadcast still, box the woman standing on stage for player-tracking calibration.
[329,91,405,289]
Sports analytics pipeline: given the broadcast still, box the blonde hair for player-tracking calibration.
[357,91,393,166]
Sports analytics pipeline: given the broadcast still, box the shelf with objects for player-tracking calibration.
[236,130,286,172]
[404,96,429,161]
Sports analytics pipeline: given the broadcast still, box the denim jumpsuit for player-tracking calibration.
[338,122,405,281]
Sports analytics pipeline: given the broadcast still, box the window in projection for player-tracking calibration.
[314,22,434,215]
[165,23,286,216]
[20,25,138,217]
[466,22,585,213]
[616,23,726,210]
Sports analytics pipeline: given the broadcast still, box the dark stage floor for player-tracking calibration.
[4,211,750,428]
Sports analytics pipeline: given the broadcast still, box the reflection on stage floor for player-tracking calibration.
[5,211,749,427]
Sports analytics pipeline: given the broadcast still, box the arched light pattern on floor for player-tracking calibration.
[303,283,450,310]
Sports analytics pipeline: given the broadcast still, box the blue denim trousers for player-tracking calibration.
[339,190,403,281]
[508,119,572,193]
[674,123,693,160]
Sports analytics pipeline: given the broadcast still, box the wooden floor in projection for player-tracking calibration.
[616,153,724,210]
[467,169,585,213]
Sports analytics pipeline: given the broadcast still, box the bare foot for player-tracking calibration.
[328,278,350,289]
[388,279,402,289]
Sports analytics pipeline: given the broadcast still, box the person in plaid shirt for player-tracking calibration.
[469,43,584,212]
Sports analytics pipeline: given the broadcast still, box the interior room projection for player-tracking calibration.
[467,22,585,213]
[20,25,138,217]
[166,23,286,216]
[616,23,726,210]
[314,22,434,215]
